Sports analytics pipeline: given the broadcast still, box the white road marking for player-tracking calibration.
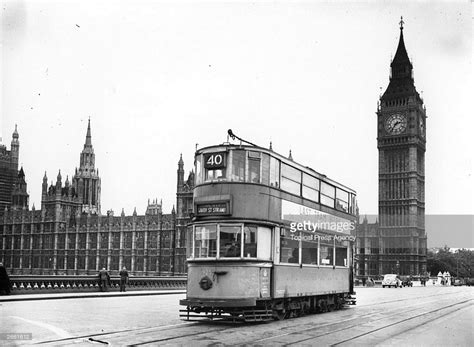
[10,316,72,339]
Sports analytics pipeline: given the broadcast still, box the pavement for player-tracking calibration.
[0,289,186,302]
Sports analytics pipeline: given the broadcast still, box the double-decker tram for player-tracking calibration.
[180,131,357,322]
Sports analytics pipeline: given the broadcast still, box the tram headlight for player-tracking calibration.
[199,276,213,290]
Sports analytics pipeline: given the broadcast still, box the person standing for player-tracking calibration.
[0,263,11,295]
[119,267,129,292]
[98,268,110,292]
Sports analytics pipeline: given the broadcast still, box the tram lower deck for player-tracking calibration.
[180,260,355,321]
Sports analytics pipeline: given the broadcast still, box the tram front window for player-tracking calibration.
[195,225,217,258]
[220,225,242,257]
[243,225,257,258]
[206,168,226,181]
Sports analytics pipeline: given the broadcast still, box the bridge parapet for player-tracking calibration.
[6,275,187,294]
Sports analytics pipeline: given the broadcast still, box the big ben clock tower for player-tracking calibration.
[377,18,427,276]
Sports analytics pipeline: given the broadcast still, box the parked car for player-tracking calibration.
[453,278,464,286]
[382,274,403,288]
[465,278,474,286]
[400,276,413,287]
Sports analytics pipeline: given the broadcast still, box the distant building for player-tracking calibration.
[0,121,194,275]
[0,125,24,210]
[356,19,427,277]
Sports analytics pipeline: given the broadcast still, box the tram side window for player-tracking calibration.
[335,239,348,267]
[248,151,261,183]
[243,225,257,258]
[231,150,245,182]
[186,226,193,258]
[336,188,349,213]
[302,173,320,203]
[220,225,242,258]
[261,153,270,186]
[319,237,334,265]
[195,225,217,258]
[281,163,301,196]
[320,182,336,208]
[280,228,299,263]
[195,155,202,185]
[301,232,318,265]
[269,156,280,188]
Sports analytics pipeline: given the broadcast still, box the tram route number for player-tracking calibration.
[204,152,227,169]
[197,203,229,215]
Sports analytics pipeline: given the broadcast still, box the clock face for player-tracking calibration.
[385,114,407,134]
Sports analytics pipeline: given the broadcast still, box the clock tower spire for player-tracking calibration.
[375,18,427,277]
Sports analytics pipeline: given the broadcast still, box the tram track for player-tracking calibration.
[248,292,472,346]
[35,322,196,345]
[35,290,470,346]
[250,295,448,344]
[100,291,465,345]
[277,298,473,346]
[329,299,473,346]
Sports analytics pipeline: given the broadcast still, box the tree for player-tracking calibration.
[427,247,474,278]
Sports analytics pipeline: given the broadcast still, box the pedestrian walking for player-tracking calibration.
[98,268,110,292]
[0,263,11,295]
[119,267,129,292]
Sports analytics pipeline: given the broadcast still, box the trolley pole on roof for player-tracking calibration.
[227,129,258,147]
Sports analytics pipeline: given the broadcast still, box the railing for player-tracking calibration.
[6,275,187,294]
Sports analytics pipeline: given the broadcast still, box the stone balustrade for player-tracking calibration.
[6,275,186,294]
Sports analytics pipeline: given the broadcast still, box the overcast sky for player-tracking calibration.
[1,1,472,221]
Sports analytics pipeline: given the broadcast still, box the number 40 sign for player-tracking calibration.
[204,152,227,169]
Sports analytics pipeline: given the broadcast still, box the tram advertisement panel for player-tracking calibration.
[281,200,355,235]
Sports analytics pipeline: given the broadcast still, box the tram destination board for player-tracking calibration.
[204,152,227,169]
[196,202,230,216]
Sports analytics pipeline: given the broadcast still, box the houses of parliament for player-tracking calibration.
[0,120,194,275]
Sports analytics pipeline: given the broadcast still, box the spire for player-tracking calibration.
[392,16,411,67]
[178,153,184,168]
[43,171,48,182]
[12,124,19,140]
[18,166,25,179]
[381,17,417,102]
[85,118,92,147]
[288,150,293,161]
[269,141,273,151]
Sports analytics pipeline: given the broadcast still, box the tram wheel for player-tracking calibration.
[273,309,286,320]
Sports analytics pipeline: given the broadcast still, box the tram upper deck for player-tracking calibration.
[193,144,357,224]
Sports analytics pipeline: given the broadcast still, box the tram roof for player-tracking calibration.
[196,143,356,194]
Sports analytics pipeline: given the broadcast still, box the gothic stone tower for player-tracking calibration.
[0,125,20,210]
[377,18,427,276]
[72,119,101,214]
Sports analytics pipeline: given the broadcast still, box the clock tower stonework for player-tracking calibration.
[376,19,427,276]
